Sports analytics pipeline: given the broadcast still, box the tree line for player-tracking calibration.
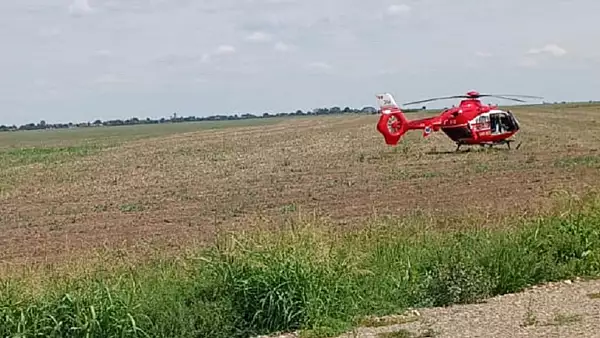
[0,105,425,132]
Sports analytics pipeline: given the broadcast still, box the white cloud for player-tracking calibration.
[527,44,567,57]
[263,0,297,3]
[34,79,51,87]
[95,50,112,57]
[214,45,236,55]
[198,45,236,64]
[94,74,130,84]
[3,0,600,126]
[200,54,211,63]
[68,0,93,16]
[38,27,61,38]
[246,31,272,42]
[274,41,294,52]
[387,4,411,15]
[518,57,538,68]
[306,61,332,72]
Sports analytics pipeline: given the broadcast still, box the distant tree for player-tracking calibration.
[6,97,540,133]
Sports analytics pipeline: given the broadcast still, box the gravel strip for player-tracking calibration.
[262,278,600,338]
[343,278,600,338]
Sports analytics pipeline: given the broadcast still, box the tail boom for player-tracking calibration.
[376,93,440,145]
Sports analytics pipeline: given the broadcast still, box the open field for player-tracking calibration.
[1,103,600,337]
[2,104,600,265]
[0,117,290,149]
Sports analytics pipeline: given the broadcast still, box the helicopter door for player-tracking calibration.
[490,112,515,134]
[489,113,502,134]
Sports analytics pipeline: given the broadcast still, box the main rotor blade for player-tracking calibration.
[482,95,527,103]
[402,93,543,106]
[402,95,468,106]
[480,94,544,100]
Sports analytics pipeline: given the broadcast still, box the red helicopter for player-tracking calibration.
[375,90,543,151]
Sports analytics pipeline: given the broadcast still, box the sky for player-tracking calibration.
[1,0,600,125]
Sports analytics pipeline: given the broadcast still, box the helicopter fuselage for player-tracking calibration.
[375,93,521,147]
[436,99,520,145]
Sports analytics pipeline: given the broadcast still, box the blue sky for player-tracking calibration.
[1,0,599,125]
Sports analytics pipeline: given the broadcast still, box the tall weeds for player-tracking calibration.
[1,202,600,337]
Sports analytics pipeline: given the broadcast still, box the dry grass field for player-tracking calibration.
[2,103,600,337]
[1,104,600,267]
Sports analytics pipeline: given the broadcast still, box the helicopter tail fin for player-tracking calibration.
[376,93,409,145]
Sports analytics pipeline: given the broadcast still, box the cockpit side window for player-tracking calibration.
[476,115,490,128]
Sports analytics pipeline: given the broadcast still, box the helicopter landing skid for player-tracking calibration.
[455,139,521,152]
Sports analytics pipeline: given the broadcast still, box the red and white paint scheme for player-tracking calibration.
[375,90,541,151]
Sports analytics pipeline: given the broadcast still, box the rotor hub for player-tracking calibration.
[466,90,480,98]
[387,115,400,133]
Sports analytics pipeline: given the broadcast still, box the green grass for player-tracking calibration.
[0,118,287,149]
[2,195,600,337]
[0,144,108,193]
[555,155,600,168]
[0,144,105,169]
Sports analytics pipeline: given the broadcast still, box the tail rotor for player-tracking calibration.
[375,93,409,145]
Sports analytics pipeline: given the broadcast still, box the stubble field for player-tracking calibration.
[1,103,600,337]
[2,104,600,265]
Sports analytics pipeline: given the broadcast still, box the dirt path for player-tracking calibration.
[341,278,600,338]
[264,278,600,338]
